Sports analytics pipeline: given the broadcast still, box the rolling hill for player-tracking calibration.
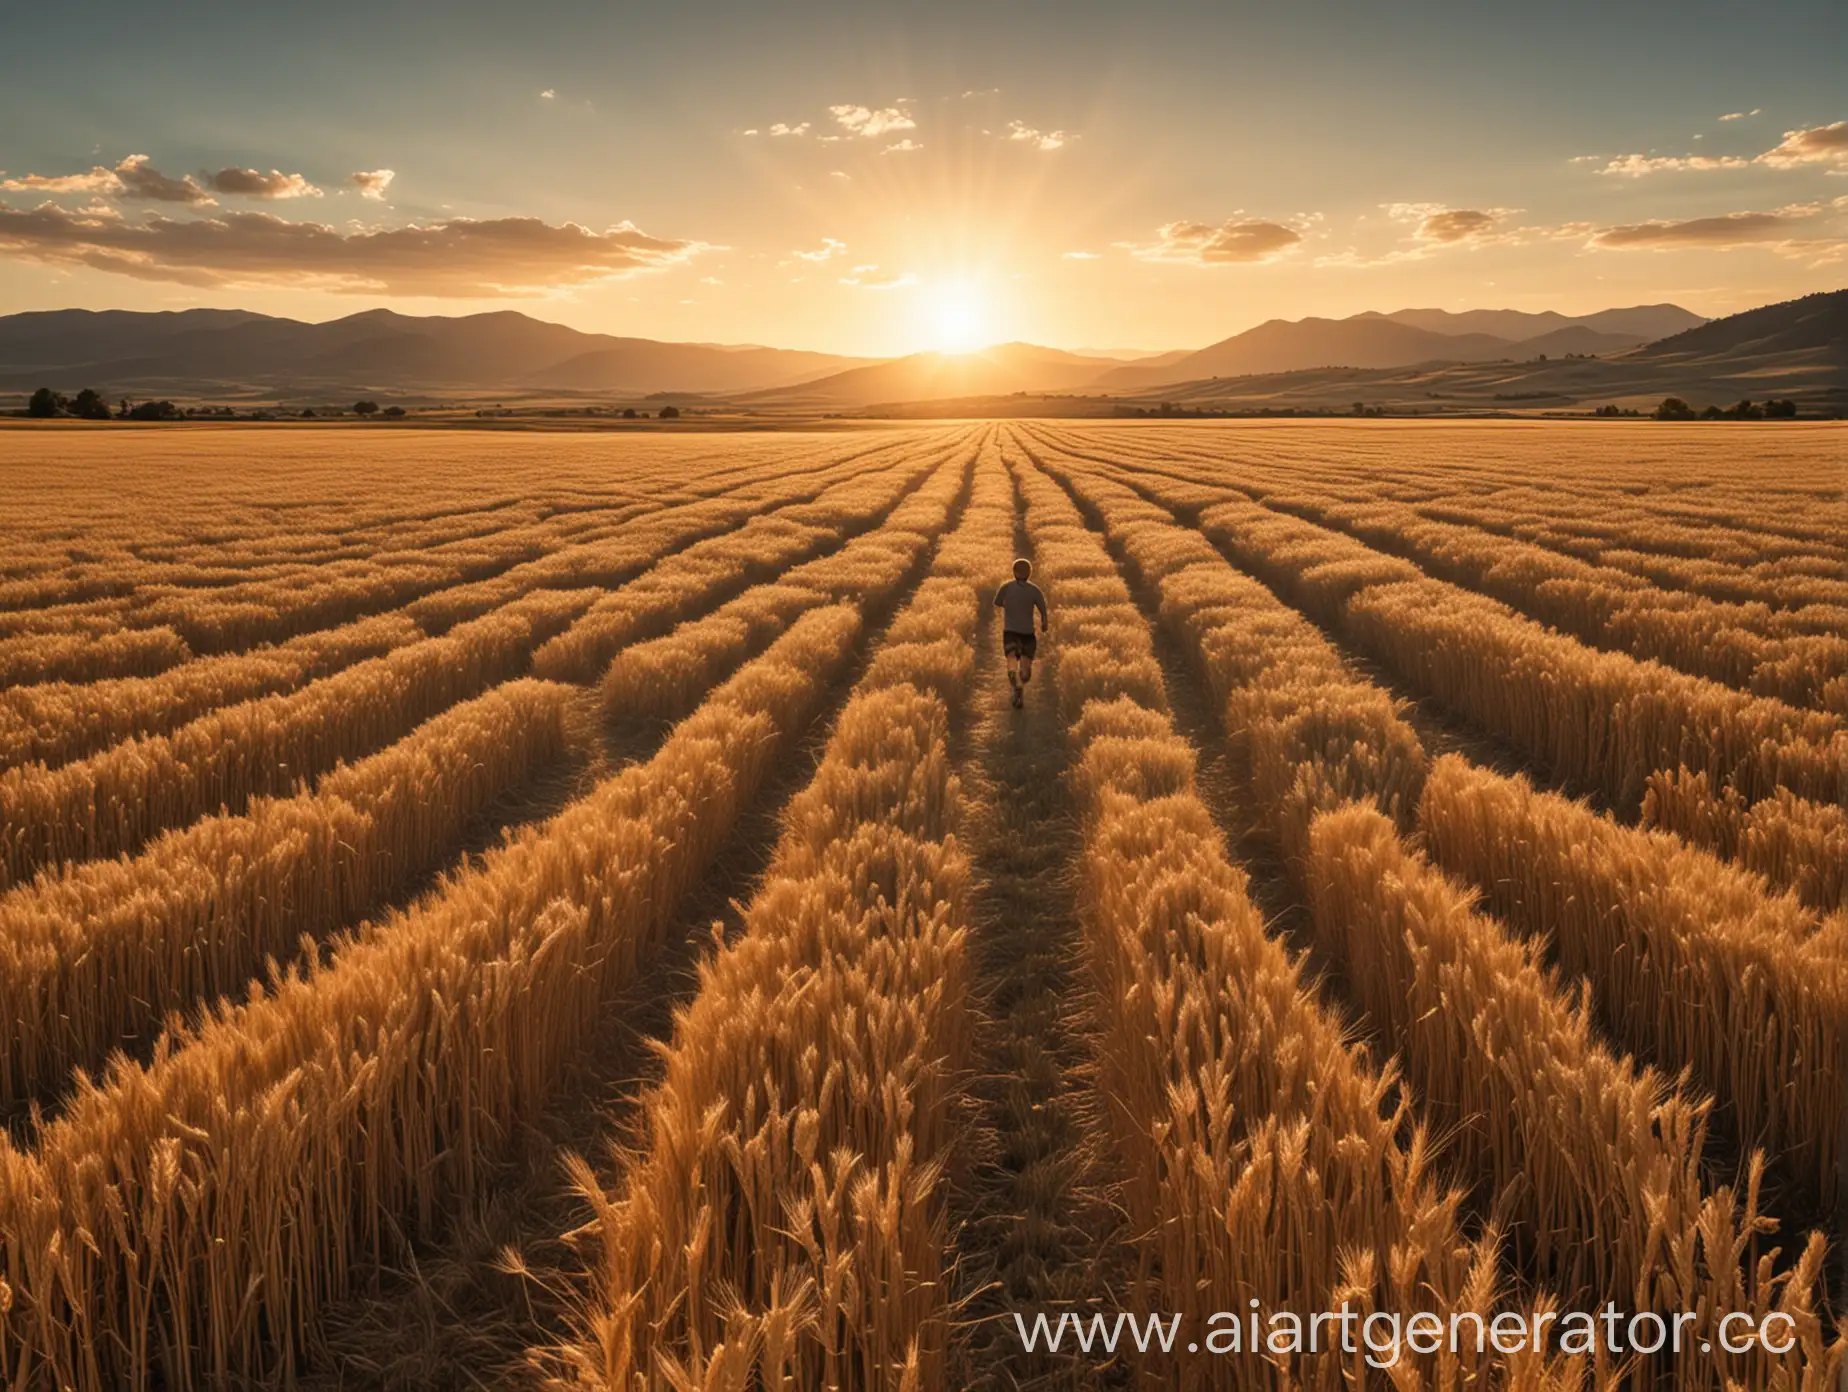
[747,343,1126,406]
[1092,307,1699,392]
[0,308,873,398]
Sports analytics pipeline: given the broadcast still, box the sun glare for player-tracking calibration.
[929,281,989,354]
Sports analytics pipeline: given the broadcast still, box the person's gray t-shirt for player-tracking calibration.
[994,579,1047,634]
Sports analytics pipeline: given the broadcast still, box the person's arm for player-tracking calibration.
[1036,587,1049,632]
[994,584,1008,610]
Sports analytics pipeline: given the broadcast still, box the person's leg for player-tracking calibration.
[1018,655,1033,684]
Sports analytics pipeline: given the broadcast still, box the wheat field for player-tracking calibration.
[0,419,1843,1390]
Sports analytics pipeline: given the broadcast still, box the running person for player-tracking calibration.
[994,558,1049,709]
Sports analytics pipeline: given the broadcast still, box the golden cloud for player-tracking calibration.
[1589,207,1822,248]
[350,170,395,201]
[1757,121,1848,168]
[0,203,706,295]
[205,167,322,199]
[1135,218,1303,264]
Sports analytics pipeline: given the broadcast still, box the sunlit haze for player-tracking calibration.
[1,0,1843,355]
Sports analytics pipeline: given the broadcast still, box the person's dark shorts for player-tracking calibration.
[1004,631,1037,660]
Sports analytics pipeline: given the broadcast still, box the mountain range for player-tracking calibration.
[0,300,1738,404]
[0,308,877,398]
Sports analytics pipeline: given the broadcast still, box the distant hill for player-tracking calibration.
[1630,289,1846,362]
[1092,305,1703,391]
[751,343,1124,406]
[0,308,873,398]
[1380,304,1704,342]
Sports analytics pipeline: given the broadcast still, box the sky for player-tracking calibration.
[1,0,1844,356]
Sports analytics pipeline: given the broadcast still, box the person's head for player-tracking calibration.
[1013,558,1031,581]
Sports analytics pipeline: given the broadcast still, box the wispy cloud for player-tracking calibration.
[769,121,811,137]
[0,202,706,295]
[540,89,556,100]
[350,169,395,201]
[883,138,923,154]
[793,237,846,262]
[0,166,126,196]
[839,264,915,288]
[1,155,217,205]
[1384,203,1516,245]
[1757,121,1848,168]
[2,155,323,204]
[1598,153,1751,176]
[1589,203,1831,249]
[1006,120,1070,151]
[1131,217,1304,265]
[1062,250,1100,260]
[204,167,322,199]
[1718,108,1762,121]
[829,103,915,137]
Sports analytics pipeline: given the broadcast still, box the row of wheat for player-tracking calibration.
[0,676,574,1109]
[1034,447,1840,1386]
[0,611,423,770]
[0,448,970,1390]
[1644,769,1848,911]
[0,448,940,888]
[1009,454,1587,1389]
[0,588,592,888]
[0,440,888,770]
[1036,426,1848,907]
[1417,756,1848,1206]
[1033,421,1848,616]
[533,431,976,682]
[1234,488,1848,711]
[406,430,956,635]
[557,443,1008,1389]
[0,429,935,679]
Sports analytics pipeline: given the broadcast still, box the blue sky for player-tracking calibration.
[1,0,1843,353]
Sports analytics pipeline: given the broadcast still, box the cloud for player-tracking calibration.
[114,155,215,203]
[768,121,811,137]
[0,166,125,196]
[882,138,923,154]
[1757,121,1848,168]
[1006,120,1069,151]
[540,89,556,100]
[1383,204,1514,244]
[793,237,846,262]
[0,201,706,295]
[1598,153,1751,176]
[350,169,395,200]
[829,104,915,137]
[828,170,851,181]
[1134,217,1303,264]
[204,167,322,199]
[1413,207,1499,242]
[962,87,1000,98]
[2,155,214,204]
[1062,250,1100,259]
[1589,205,1826,249]
[839,264,915,289]
[1718,108,1761,121]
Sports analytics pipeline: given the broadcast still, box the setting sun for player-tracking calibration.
[927,280,991,354]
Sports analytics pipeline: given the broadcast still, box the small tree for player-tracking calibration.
[1765,398,1798,418]
[382,405,406,418]
[127,399,182,421]
[353,400,380,416]
[71,388,111,420]
[658,404,681,419]
[1653,397,1696,421]
[621,407,637,419]
[27,388,62,418]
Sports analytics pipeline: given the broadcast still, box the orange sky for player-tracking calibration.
[1,0,1843,354]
